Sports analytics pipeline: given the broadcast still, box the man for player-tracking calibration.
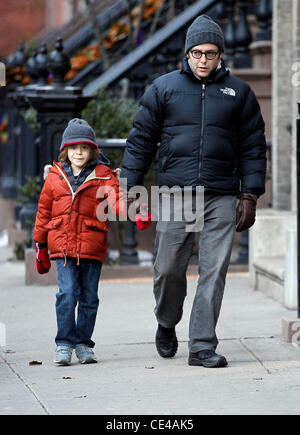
[120,15,266,367]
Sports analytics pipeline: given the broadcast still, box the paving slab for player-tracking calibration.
[0,261,300,415]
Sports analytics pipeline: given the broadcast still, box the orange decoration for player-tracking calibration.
[70,54,89,70]
[22,75,31,85]
[64,0,162,81]
[0,119,8,132]
[143,0,162,19]
[64,69,77,81]
[103,22,130,49]
[81,44,100,61]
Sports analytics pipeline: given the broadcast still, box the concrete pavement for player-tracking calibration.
[0,257,300,415]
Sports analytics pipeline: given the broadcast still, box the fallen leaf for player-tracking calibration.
[145,366,155,369]
[29,360,42,366]
[62,376,72,379]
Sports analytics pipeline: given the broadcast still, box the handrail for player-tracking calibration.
[97,138,127,150]
[64,0,139,56]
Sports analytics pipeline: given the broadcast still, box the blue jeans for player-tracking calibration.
[55,258,102,348]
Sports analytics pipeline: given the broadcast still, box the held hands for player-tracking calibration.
[34,241,51,274]
[236,193,257,232]
[135,202,152,230]
[126,197,152,230]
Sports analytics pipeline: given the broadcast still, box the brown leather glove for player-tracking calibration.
[236,193,257,232]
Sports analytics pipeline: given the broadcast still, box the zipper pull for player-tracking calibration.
[202,83,205,98]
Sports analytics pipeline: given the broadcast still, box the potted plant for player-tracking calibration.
[15,176,41,259]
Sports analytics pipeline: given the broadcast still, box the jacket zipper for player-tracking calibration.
[54,163,111,203]
[198,83,206,183]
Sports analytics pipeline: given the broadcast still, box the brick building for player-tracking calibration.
[0,0,82,57]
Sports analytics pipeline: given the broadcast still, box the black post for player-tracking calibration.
[120,221,139,264]
[234,0,252,68]
[0,43,27,199]
[297,101,300,318]
[223,0,237,68]
[97,139,139,265]
[256,0,272,41]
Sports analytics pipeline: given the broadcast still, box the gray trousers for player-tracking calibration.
[153,191,236,353]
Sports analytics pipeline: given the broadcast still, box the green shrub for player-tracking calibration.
[82,87,139,168]
[82,87,138,138]
[16,176,41,206]
[15,176,41,260]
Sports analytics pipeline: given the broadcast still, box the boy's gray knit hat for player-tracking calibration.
[185,14,225,54]
[60,118,98,151]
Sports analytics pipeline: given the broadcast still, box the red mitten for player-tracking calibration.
[34,241,51,274]
[135,203,152,230]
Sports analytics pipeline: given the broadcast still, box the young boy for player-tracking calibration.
[33,118,127,366]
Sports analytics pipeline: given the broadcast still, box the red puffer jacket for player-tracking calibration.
[33,161,125,264]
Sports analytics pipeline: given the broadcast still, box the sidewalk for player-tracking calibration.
[0,257,300,415]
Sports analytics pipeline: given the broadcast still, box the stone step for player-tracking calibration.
[253,256,285,305]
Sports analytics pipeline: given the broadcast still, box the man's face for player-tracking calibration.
[187,43,222,79]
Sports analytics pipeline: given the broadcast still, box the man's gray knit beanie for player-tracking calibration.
[60,118,98,151]
[185,14,225,54]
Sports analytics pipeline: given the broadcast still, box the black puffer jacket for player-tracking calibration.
[121,57,267,197]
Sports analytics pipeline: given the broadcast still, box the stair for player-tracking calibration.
[253,256,285,304]
[249,210,297,310]
[34,0,118,51]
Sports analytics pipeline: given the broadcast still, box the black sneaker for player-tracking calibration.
[155,324,178,358]
[188,349,228,368]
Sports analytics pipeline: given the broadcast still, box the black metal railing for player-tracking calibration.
[83,0,273,99]
[97,138,141,265]
[83,0,220,97]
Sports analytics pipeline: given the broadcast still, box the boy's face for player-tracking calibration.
[67,143,92,172]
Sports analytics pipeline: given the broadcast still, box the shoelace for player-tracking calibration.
[77,345,93,355]
[57,346,72,354]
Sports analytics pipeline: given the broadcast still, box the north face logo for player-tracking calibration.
[220,87,236,97]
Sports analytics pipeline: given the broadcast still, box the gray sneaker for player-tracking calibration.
[75,344,97,364]
[54,345,73,366]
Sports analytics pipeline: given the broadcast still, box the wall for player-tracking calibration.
[272,0,293,211]
[291,0,300,212]
[0,0,47,57]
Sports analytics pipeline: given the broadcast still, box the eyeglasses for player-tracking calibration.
[189,50,219,60]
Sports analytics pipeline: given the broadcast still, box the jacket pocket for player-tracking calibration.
[81,218,108,257]
[83,218,108,232]
[45,217,63,230]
